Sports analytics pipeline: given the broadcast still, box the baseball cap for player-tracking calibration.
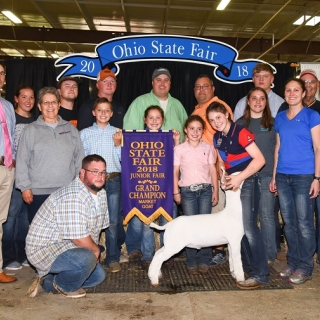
[152,68,171,80]
[57,76,82,88]
[97,68,116,81]
[300,69,318,80]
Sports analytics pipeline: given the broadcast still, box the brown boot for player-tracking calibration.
[0,272,17,283]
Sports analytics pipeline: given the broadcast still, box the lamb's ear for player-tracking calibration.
[221,166,226,189]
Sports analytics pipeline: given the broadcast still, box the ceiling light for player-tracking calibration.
[51,53,59,59]
[1,10,22,24]
[217,0,231,11]
[293,15,320,26]
[1,48,24,57]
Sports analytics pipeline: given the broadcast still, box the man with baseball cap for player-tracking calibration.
[57,76,81,126]
[300,69,320,109]
[301,69,320,110]
[123,67,187,143]
[77,68,126,130]
[278,69,320,113]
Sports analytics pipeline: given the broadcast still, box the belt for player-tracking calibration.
[181,183,211,192]
[0,156,4,166]
[106,172,120,180]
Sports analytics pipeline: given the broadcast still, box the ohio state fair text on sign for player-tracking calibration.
[121,130,173,225]
[55,35,274,84]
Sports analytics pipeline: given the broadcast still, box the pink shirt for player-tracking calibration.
[174,140,216,187]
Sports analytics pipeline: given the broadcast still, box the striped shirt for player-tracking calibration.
[26,177,109,277]
[80,123,121,173]
[214,122,254,175]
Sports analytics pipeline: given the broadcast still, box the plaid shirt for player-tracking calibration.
[26,177,109,277]
[80,123,121,173]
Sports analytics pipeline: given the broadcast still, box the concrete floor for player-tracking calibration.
[0,255,319,320]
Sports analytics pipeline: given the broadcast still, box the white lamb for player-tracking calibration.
[148,168,245,286]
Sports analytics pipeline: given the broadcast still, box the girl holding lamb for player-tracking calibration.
[206,101,267,290]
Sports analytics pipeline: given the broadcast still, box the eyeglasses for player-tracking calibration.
[194,85,211,91]
[0,71,6,77]
[41,100,59,107]
[83,169,107,176]
[304,80,318,84]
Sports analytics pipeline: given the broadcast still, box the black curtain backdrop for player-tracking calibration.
[3,58,295,116]
[5,58,91,117]
[5,58,56,116]
[112,60,294,115]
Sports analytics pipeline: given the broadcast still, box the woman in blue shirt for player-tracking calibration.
[270,78,320,284]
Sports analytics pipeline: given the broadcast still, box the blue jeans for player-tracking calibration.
[181,184,212,268]
[276,173,315,276]
[258,176,277,261]
[125,216,155,262]
[26,194,50,223]
[42,248,105,293]
[125,204,178,259]
[103,175,125,265]
[2,184,29,266]
[315,196,320,257]
[125,216,142,255]
[240,175,269,284]
[274,196,282,251]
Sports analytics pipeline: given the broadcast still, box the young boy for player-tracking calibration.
[80,97,125,273]
[233,62,284,121]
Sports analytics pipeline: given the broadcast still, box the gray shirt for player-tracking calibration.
[16,115,84,194]
[236,117,276,177]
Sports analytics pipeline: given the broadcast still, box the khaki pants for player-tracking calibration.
[0,166,15,272]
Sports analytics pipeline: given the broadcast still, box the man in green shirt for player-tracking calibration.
[123,68,187,143]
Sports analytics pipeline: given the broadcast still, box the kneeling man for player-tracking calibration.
[27,154,109,298]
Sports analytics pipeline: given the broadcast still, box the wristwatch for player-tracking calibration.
[314,176,320,181]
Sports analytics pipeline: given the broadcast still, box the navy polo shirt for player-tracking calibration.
[214,122,255,174]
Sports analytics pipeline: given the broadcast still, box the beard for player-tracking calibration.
[88,184,103,192]
[83,175,105,193]
[87,182,104,193]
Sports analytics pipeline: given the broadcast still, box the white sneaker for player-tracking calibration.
[5,261,22,270]
[22,259,30,267]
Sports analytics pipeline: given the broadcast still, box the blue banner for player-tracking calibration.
[121,130,174,224]
[55,35,273,84]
